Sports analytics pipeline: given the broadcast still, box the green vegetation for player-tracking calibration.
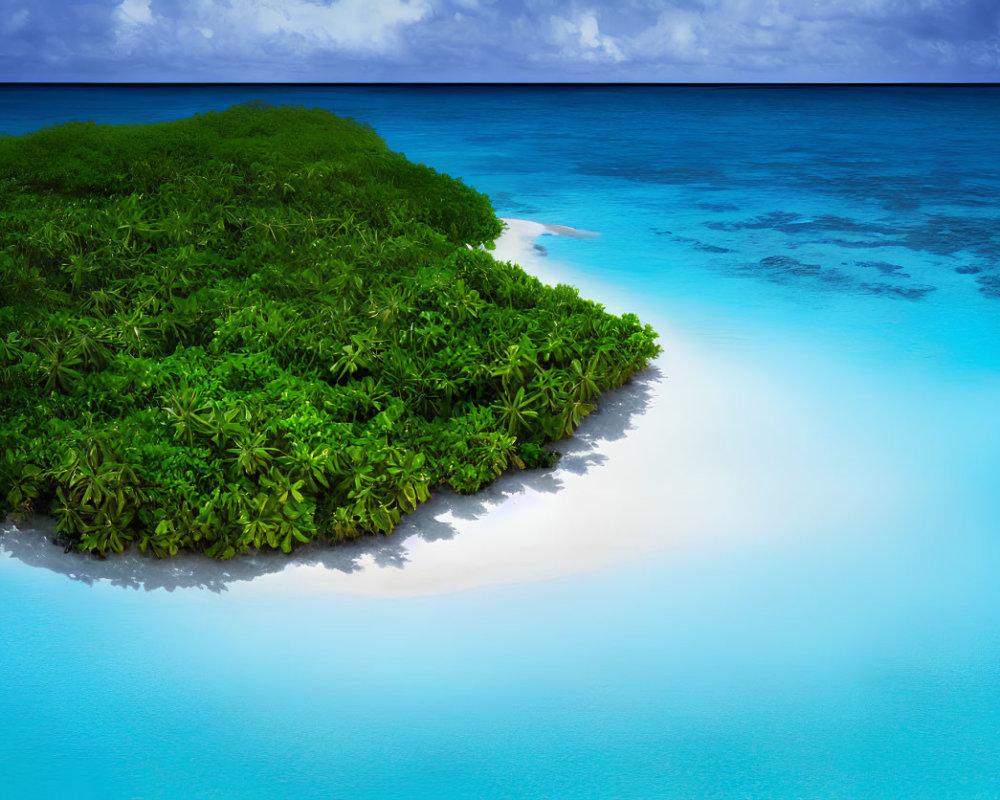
[0,103,660,558]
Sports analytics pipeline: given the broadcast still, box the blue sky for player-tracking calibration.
[2,0,999,82]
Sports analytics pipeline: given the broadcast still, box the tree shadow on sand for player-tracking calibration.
[0,367,663,593]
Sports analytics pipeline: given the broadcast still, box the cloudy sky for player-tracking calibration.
[2,0,999,82]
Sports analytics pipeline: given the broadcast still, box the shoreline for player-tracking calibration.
[0,217,916,598]
[0,218,675,595]
[493,217,600,287]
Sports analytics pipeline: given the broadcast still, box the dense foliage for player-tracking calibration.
[0,103,660,558]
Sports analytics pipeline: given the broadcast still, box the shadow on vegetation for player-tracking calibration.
[0,367,662,593]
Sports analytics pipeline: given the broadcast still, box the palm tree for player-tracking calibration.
[228,431,278,476]
[36,338,83,392]
[386,449,430,512]
[162,385,212,446]
[491,343,538,393]
[568,356,601,403]
[559,398,596,437]
[496,386,540,437]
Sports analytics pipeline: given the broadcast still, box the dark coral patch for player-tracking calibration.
[976,275,1000,298]
[856,261,910,276]
[659,231,732,253]
[860,283,937,300]
[751,255,850,285]
[705,211,1000,264]
[730,254,934,300]
[707,212,891,235]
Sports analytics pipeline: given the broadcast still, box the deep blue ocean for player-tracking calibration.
[2,86,1000,798]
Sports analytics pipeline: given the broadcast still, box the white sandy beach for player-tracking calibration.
[1,217,934,597]
[241,219,950,595]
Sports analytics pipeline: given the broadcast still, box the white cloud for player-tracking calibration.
[112,0,155,53]
[620,0,918,77]
[114,0,154,27]
[549,9,624,62]
[107,0,433,62]
[8,0,999,81]
[228,0,431,52]
[629,8,706,63]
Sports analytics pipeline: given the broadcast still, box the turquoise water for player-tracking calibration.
[3,86,1000,798]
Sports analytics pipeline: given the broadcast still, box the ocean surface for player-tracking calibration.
[2,85,1000,798]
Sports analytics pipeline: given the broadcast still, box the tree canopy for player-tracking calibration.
[0,102,660,559]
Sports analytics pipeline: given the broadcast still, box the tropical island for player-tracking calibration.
[0,103,659,559]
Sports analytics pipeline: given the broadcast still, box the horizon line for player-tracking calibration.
[2,81,999,88]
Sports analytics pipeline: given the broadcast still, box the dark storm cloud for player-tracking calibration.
[1,0,998,81]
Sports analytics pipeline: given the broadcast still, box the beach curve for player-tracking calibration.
[1,218,908,598]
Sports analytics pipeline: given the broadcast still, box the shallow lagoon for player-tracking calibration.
[3,86,1000,798]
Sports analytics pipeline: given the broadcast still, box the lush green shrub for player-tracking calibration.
[0,103,660,558]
